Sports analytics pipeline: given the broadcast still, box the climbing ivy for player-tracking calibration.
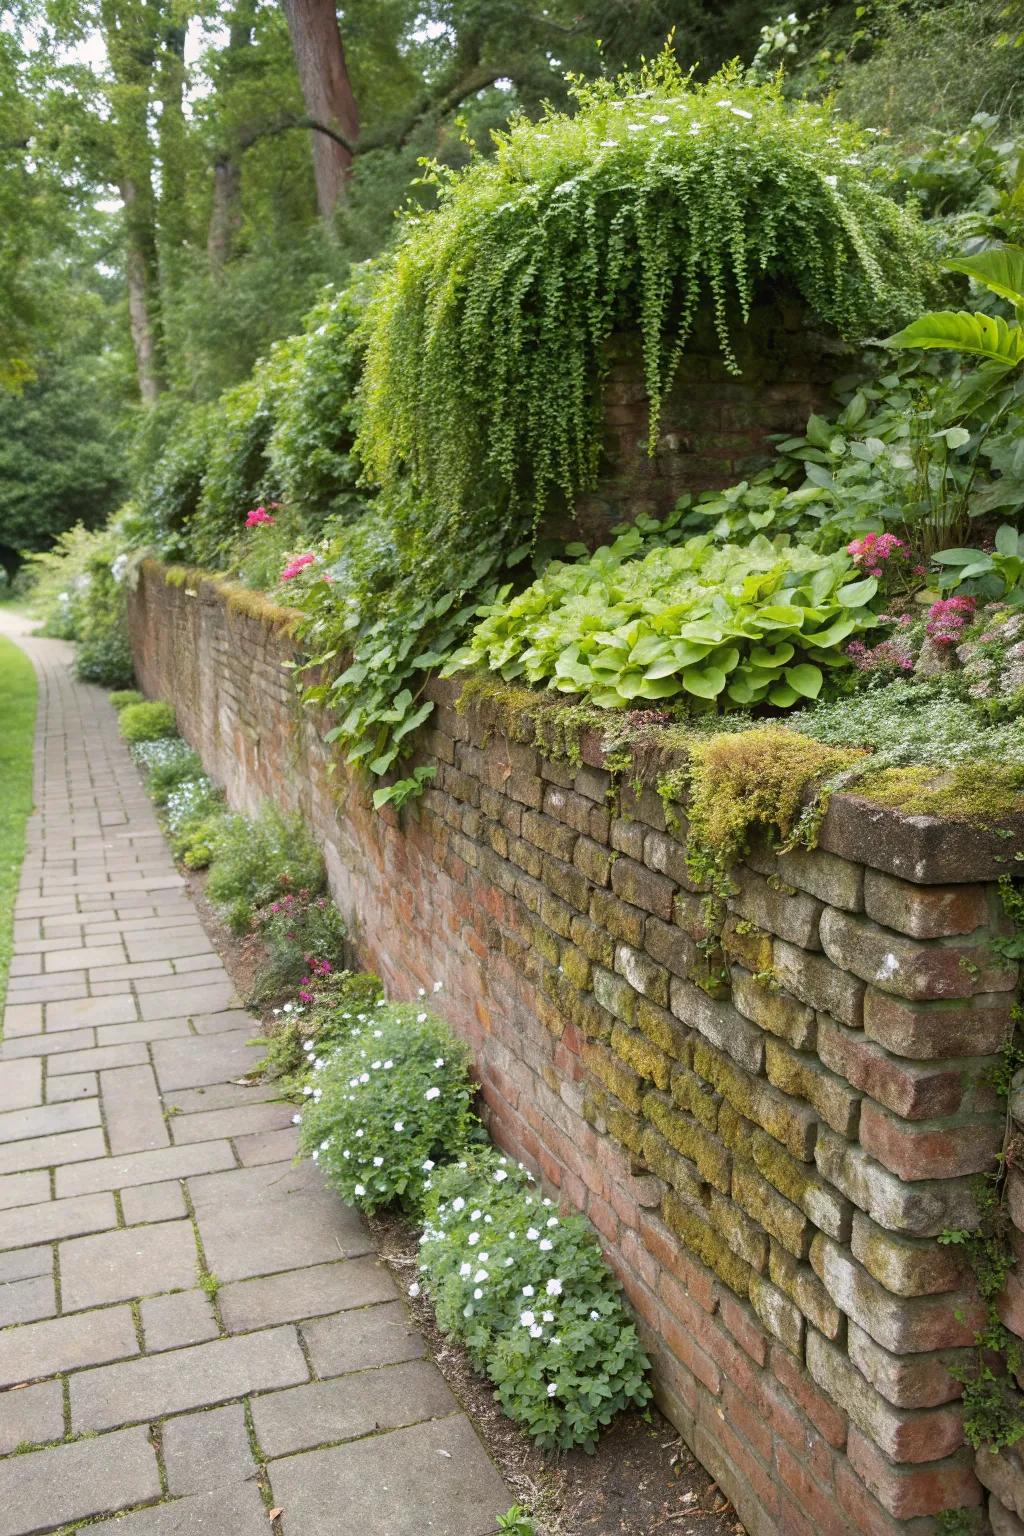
[358,51,937,521]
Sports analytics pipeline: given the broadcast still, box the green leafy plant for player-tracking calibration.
[933,523,1024,603]
[496,1508,536,1535]
[296,1001,479,1215]
[248,890,347,1006]
[135,739,205,803]
[204,803,325,933]
[888,245,1024,366]
[359,54,935,522]
[418,1151,652,1452]
[449,530,883,711]
[109,689,144,711]
[250,969,384,1093]
[118,700,176,744]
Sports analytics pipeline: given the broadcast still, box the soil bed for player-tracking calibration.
[183,868,741,1536]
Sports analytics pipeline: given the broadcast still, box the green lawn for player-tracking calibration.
[0,635,37,1016]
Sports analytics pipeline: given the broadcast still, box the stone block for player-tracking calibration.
[863,987,1015,1061]
[859,1098,1003,1182]
[162,1403,256,1495]
[0,1425,160,1536]
[730,966,817,1051]
[850,1211,970,1298]
[978,1446,1024,1521]
[847,1321,965,1410]
[817,1014,970,1120]
[642,1092,730,1192]
[671,978,765,1075]
[864,869,993,940]
[252,1358,457,1456]
[809,1235,983,1353]
[0,1304,138,1388]
[764,1036,861,1137]
[805,1329,966,1464]
[746,841,864,911]
[814,1126,980,1238]
[728,866,823,950]
[0,1378,64,1454]
[768,1243,843,1340]
[773,938,865,1026]
[748,1271,805,1355]
[140,1289,219,1352]
[732,1160,808,1259]
[820,908,1016,1001]
[88,1484,269,1534]
[611,857,676,920]
[693,1040,816,1162]
[0,1273,56,1326]
[219,1257,395,1332]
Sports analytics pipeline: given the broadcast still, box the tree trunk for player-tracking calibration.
[207,156,242,272]
[281,0,359,220]
[121,175,164,405]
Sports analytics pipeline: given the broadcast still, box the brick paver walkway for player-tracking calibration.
[0,613,510,1536]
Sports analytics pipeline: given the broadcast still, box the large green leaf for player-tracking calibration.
[885,311,1024,368]
[945,246,1024,310]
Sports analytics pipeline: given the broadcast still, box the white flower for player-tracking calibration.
[505,1257,514,1267]
[590,1310,600,1321]
[688,123,700,135]
[383,1060,394,1069]
[312,1149,319,1161]
[526,1228,540,1241]
[470,1210,481,1222]
[355,1129,364,1138]
[417,987,426,997]
[546,1217,558,1228]
[371,1060,381,1070]
[539,1239,553,1252]
[342,1149,350,1159]
[291,1114,301,1125]
[303,1086,313,1096]
[599,139,619,148]
[452,1197,465,1212]
[547,1383,557,1398]
[434,1058,444,1068]
[730,107,753,119]
[283,1003,293,1014]
[417,1012,427,1023]
[432,980,443,992]
[543,1311,554,1323]
[354,1183,366,1196]
[373,1156,384,1168]
[627,123,644,132]
[546,1279,563,1296]
[394,1121,404,1132]
[824,174,838,187]
[715,98,732,107]
[478,1252,489,1262]
[520,1310,536,1328]
[425,1087,441,1101]
[473,1287,483,1299]
[522,1285,535,1297]
[651,113,669,123]
[474,1270,489,1283]
[422,1159,435,1171]
[530,1324,543,1339]
[460,1262,471,1278]
[494,1170,508,1182]
[408,1282,420,1297]
[468,1232,480,1245]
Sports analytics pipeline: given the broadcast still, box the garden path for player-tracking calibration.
[0,610,510,1536]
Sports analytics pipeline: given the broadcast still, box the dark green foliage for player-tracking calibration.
[204,803,325,932]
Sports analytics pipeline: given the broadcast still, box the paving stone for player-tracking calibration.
[88,1483,268,1535]
[46,1070,98,1102]
[234,1127,299,1166]
[101,1064,170,1154]
[0,1377,64,1454]
[171,953,223,975]
[140,981,237,1021]
[167,1082,278,1114]
[70,1325,309,1431]
[60,1219,199,1310]
[48,1042,150,1074]
[46,993,137,1030]
[56,1139,235,1198]
[152,1030,263,1091]
[121,1179,188,1225]
[0,1027,96,1060]
[265,1413,510,1536]
[162,1402,256,1494]
[140,1289,219,1352]
[171,1101,295,1146]
[0,1246,51,1282]
[0,1304,138,1387]
[0,1125,106,1176]
[125,930,213,962]
[190,1009,255,1035]
[302,1300,426,1377]
[219,1257,396,1333]
[0,1060,41,1113]
[1,1191,116,1251]
[0,1169,50,1212]
[44,943,127,972]
[96,1017,192,1045]
[0,1424,160,1536]
[253,1358,458,1456]
[0,1096,101,1145]
[0,1273,57,1326]
[2,1004,41,1037]
[190,1162,372,1282]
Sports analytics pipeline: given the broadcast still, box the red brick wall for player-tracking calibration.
[129,565,1024,1536]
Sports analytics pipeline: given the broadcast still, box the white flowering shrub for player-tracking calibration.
[296,1001,479,1214]
[416,1152,651,1452]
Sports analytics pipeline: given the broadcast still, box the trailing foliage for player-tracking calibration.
[358,54,936,521]
[296,1001,479,1214]
[417,1151,652,1451]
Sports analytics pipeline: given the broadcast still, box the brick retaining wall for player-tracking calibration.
[129,563,1024,1536]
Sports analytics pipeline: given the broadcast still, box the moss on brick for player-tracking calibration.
[670,1067,721,1132]
[642,1090,731,1192]
[662,1188,753,1299]
[611,1025,671,1090]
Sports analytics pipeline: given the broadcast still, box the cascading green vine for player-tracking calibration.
[357,52,938,522]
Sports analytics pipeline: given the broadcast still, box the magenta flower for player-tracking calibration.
[926,595,976,645]
[280,553,317,581]
[245,507,275,527]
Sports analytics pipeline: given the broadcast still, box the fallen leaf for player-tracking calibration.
[268,1509,283,1521]
[437,1449,452,1458]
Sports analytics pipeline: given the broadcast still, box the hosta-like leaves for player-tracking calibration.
[944,247,1024,310]
[885,311,1024,368]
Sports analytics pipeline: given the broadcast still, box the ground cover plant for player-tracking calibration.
[117,700,176,744]
[0,635,36,1013]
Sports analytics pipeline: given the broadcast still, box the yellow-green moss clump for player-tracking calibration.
[858,761,1024,824]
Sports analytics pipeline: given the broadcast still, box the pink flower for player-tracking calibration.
[246,507,275,527]
[280,553,317,581]
[926,595,976,645]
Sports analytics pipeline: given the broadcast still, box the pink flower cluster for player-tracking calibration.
[280,552,317,581]
[846,637,915,673]
[245,506,275,527]
[926,595,976,646]
[847,532,906,579]
[299,956,333,1004]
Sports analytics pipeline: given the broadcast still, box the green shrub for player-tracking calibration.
[136,740,206,803]
[205,803,324,932]
[109,689,145,712]
[118,701,177,744]
[251,969,384,1092]
[296,1002,478,1214]
[248,889,347,1006]
[75,630,135,689]
[450,529,883,711]
[359,54,936,522]
[417,1151,652,1451]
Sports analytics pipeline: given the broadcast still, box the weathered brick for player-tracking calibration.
[521,809,578,862]
[673,888,717,940]
[575,764,612,803]
[619,784,667,830]
[645,916,699,980]
[718,1291,769,1364]
[582,1039,644,1112]
[814,1125,980,1238]
[708,1191,770,1274]
[850,1211,970,1298]
[568,913,615,967]
[643,828,701,889]
[611,1025,671,1091]
[749,1128,852,1241]
[592,965,636,1025]
[774,938,865,1026]
[863,986,1014,1060]
[671,977,765,1075]
[730,966,817,1049]
[728,866,823,950]
[694,1040,816,1162]
[977,1446,1024,1522]
[721,915,774,973]
[542,784,593,834]
[614,943,669,1006]
[748,1272,805,1354]
[806,1329,966,1464]
[810,1235,984,1353]
[661,1187,753,1298]
[611,857,676,920]
[863,869,993,940]
[769,1243,843,1341]
[846,1321,965,1410]
[764,1036,861,1137]
[635,998,691,1060]
[642,1091,731,1193]
[733,1159,809,1258]
[817,1013,971,1120]
[847,1427,983,1518]
[573,836,613,887]
[770,1339,849,1450]
[820,907,1017,1001]
[859,1097,1003,1182]
[589,888,646,946]
[542,854,590,913]
[609,816,645,859]
[670,1065,719,1131]
[747,840,864,912]
[638,1126,708,1206]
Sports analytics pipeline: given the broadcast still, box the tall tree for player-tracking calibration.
[281,0,359,218]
